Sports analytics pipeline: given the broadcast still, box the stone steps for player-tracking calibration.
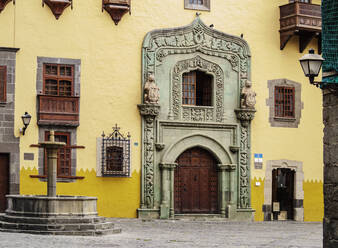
[0,226,121,236]
[0,214,121,236]
[0,214,105,225]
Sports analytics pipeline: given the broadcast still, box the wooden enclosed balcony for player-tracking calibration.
[279,1,321,53]
[37,94,79,126]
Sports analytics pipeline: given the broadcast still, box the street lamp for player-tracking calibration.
[299,49,338,94]
[21,112,31,135]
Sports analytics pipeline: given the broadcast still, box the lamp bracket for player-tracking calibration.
[312,81,338,96]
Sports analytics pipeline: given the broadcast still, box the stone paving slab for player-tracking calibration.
[0,218,322,248]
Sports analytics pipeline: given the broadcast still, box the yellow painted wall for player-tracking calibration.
[304,180,324,222]
[251,178,265,221]
[0,0,323,219]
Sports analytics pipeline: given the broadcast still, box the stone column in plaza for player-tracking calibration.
[39,130,65,197]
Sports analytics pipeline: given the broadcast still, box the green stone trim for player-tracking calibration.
[140,17,253,220]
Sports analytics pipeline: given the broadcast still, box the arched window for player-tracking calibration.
[182,70,212,106]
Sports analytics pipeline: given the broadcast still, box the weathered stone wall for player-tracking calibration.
[0,48,20,194]
[323,91,338,248]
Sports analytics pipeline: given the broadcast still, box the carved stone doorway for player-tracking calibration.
[0,153,9,212]
[174,147,218,214]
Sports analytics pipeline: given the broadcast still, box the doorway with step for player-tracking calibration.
[0,153,9,212]
[272,168,295,220]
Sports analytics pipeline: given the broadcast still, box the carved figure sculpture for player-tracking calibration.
[241,80,256,109]
[144,74,160,104]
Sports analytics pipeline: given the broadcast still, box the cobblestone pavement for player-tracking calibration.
[0,219,322,248]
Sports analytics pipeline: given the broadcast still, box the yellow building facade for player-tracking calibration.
[0,0,323,221]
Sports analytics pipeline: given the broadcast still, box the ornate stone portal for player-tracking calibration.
[138,16,255,220]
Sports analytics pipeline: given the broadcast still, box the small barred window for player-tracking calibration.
[0,66,6,102]
[274,86,295,118]
[101,124,130,177]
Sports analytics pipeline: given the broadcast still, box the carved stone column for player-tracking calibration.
[218,164,237,218]
[138,104,160,213]
[235,108,256,209]
[217,164,229,218]
[159,163,177,219]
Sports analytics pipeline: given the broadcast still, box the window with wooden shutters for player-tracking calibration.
[274,86,295,118]
[182,70,212,106]
[43,64,74,96]
[184,0,210,11]
[0,66,6,103]
[44,131,72,177]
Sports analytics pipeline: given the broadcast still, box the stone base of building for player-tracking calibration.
[0,195,121,236]
[138,207,255,221]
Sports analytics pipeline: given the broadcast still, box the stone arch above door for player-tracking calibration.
[161,133,232,165]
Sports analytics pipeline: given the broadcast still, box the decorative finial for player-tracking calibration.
[101,131,105,138]
[241,34,244,38]
[113,124,120,132]
[196,12,201,17]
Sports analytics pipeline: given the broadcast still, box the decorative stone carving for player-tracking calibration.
[182,107,214,122]
[142,17,250,88]
[138,104,160,209]
[0,0,12,14]
[140,17,254,218]
[42,0,72,20]
[102,0,131,25]
[240,80,256,109]
[235,108,256,128]
[234,107,256,209]
[144,74,160,104]
[239,126,249,208]
[172,56,224,122]
[155,143,165,151]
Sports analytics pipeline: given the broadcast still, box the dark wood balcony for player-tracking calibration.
[37,94,79,126]
[279,1,321,53]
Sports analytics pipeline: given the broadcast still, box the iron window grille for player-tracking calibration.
[101,124,131,177]
[274,86,295,118]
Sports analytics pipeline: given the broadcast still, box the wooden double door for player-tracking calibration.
[0,154,9,212]
[174,147,218,214]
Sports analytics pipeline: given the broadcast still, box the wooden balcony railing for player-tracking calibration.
[279,1,321,53]
[37,94,79,126]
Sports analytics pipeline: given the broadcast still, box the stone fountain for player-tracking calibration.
[0,131,121,236]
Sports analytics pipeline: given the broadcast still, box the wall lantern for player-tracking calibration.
[21,112,31,135]
[299,48,338,94]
